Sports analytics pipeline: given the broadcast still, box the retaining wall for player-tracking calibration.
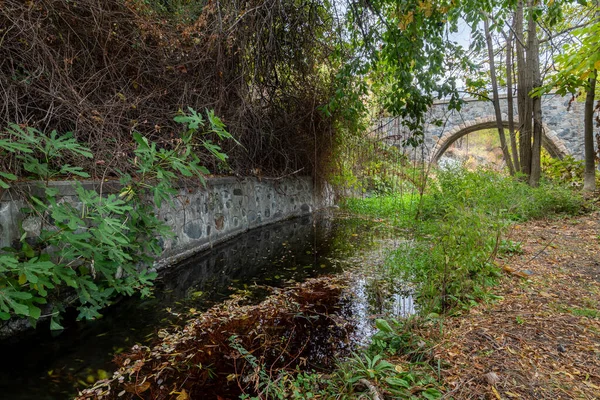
[0,176,329,267]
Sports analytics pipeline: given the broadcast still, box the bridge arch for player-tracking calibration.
[430,116,571,163]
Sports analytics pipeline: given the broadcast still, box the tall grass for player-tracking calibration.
[343,166,584,314]
[423,167,582,222]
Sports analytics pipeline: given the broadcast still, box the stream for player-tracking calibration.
[0,211,414,399]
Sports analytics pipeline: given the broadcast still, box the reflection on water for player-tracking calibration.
[0,211,412,399]
[343,275,415,347]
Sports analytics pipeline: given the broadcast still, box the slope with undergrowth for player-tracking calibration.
[437,211,600,398]
[0,0,335,178]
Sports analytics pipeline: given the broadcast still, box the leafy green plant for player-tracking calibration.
[0,124,92,188]
[346,167,582,315]
[541,153,585,187]
[0,109,231,327]
[335,350,442,399]
[230,335,334,400]
[370,318,428,358]
[499,239,524,256]
[345,352,396,384]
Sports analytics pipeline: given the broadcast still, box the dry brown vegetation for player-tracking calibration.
[0,0,335,178]
[76,276,351,399]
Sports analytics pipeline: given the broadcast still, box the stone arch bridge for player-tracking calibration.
[376,94,588,162]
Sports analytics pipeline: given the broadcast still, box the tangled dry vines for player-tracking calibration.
[0,0,336,178]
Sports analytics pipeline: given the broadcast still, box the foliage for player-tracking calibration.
[337,351,441,399]
[344,166,583,314]
[416,167,581,310]
[351,319,443,399]
[370,318,432,361]
[388,214,503,313]
[328,120,431,201]
[424,167,582,222]
[0,125,93,188]
[336,165,585,398]
[327,0,464,142]
[498,239,524,256]
[232,330,444,399]
[535,8,600,97]
[541,153,585,187]
[0,109,227,326]
[342,193,421,227]
[232,337,334,400]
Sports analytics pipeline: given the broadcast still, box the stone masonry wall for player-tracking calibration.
[425,94,585,159]
[375,94,593,161]
[0,176,328,267]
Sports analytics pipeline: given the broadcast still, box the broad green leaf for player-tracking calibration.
[50,315,64,330]
[422,388,442,400]
[375,318,394,333]
[132,132,149,150]
[385,377,410,389]
[27,304,41,320]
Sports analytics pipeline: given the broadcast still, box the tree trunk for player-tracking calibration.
[485,17,515,175]
[528,0,542,187]
[530,94,542,187]
[515,0,532,177]
[506,26,520,172]
[583,70,597,191]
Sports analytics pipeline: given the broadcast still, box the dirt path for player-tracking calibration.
[436,211,600,399]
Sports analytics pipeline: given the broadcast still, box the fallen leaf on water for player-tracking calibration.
[125,381,150,393]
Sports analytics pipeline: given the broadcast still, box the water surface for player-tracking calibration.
[0,211,410,399]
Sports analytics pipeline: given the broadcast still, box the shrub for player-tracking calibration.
[0,109,230,327]
[423,166,583,222]
[541,153,584,187]
[346,166,583,313]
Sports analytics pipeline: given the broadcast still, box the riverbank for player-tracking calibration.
[434,211,600,399]
[76,169,596,399]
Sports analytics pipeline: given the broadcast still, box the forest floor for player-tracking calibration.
[434,211,600,399]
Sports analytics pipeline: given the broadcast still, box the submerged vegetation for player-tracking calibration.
[76,276,353,399]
